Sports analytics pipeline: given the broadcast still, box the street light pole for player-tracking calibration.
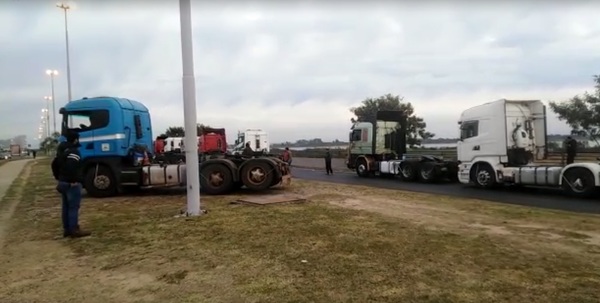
[179,0,201,216]
[57,3,72,103]
[44,96,53,136]
[46,70,58,134]
[42,106,50,138]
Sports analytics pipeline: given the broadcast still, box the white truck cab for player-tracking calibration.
[233,129,270,154]
[457,99,600,198]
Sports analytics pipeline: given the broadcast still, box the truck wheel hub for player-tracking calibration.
[209,172,224,186]
[476,171,490,185]
[248,168,266,184]
[358,164,366,174]
[94,175,110,189]
[571,178,584,192]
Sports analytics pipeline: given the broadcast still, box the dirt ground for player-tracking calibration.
[1,159,600,303]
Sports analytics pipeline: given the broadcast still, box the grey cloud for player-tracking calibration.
[2,2,600,141]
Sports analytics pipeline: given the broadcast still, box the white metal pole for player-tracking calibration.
[62,6,72,102]
[179,0,201,216]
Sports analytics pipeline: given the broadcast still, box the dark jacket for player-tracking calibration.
[242,146,254,157]
[325,151,332,162]
[565,138,577,155]
[58,143,83,183]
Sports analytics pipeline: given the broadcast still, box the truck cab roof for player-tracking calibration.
[60,96,149,113]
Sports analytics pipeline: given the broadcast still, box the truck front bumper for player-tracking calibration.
[458,164,471,184]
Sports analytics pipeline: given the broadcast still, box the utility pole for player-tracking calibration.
[179,0,201,216]
[57,3,72,103]
[46,70,58,134]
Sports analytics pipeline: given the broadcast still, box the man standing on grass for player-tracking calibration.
[564,136,578,165]
[53,131,91,238]
[325,148,333,175]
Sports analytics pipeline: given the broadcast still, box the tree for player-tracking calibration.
[161,126,185,137]
[350,93,435,147]
[196,124,212,134]
[11,135,27,147]
[161,124,213,137]
[40,132,60,155]
[549,75,600,145]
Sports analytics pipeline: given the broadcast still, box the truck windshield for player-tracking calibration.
[61,110,109,135]
[459,120,479,140]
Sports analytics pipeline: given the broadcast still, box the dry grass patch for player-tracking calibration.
[1,159,600,303]
[0,160,10,168]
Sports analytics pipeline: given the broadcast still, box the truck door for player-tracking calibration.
[66,110,95,158]
[349,127,372,155]
[456,120,480,162]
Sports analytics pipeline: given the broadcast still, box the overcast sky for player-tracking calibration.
[1,0,599,144]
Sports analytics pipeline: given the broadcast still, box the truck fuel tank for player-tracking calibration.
[509,166,562,186]
[142,164,186,187]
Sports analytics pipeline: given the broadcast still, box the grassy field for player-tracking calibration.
[1,159,600,302]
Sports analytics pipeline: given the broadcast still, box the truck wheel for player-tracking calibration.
[200,164,234,195]
[400,162,417,181]
[561,167,596,198]
[240,161,274,191]
[471,164,496,188]
[418,162,439,183]
[355,159,370,178]
[84,164,118,198]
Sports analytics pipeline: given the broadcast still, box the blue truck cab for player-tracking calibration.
[59,96,154,196]
[59,96,293,198]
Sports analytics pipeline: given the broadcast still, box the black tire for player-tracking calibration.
[470,163,496,188]
[418,162,440,183]
[240,160,275,191]
[446,163,459,183]
[200,164,234,195]
[84,164,118,198]
[399,162,417,181]
[355,159,370,178]
[561,167,596,198]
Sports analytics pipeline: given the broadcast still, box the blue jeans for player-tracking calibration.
[59,182,82,233]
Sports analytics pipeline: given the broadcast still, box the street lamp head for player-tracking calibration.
[46,69,58,76]
[56,2,70,10]
[44,96,53,100]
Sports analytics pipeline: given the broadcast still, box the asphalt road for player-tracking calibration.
[292,167,600,214]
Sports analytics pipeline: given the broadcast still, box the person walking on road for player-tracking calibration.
[325,148,333,175]
[52,131,91,239]
[565,136,578,165]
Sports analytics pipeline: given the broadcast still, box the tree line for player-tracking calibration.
[35,74,600,152]
[348,75,600,147]
[159,124,213,138]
